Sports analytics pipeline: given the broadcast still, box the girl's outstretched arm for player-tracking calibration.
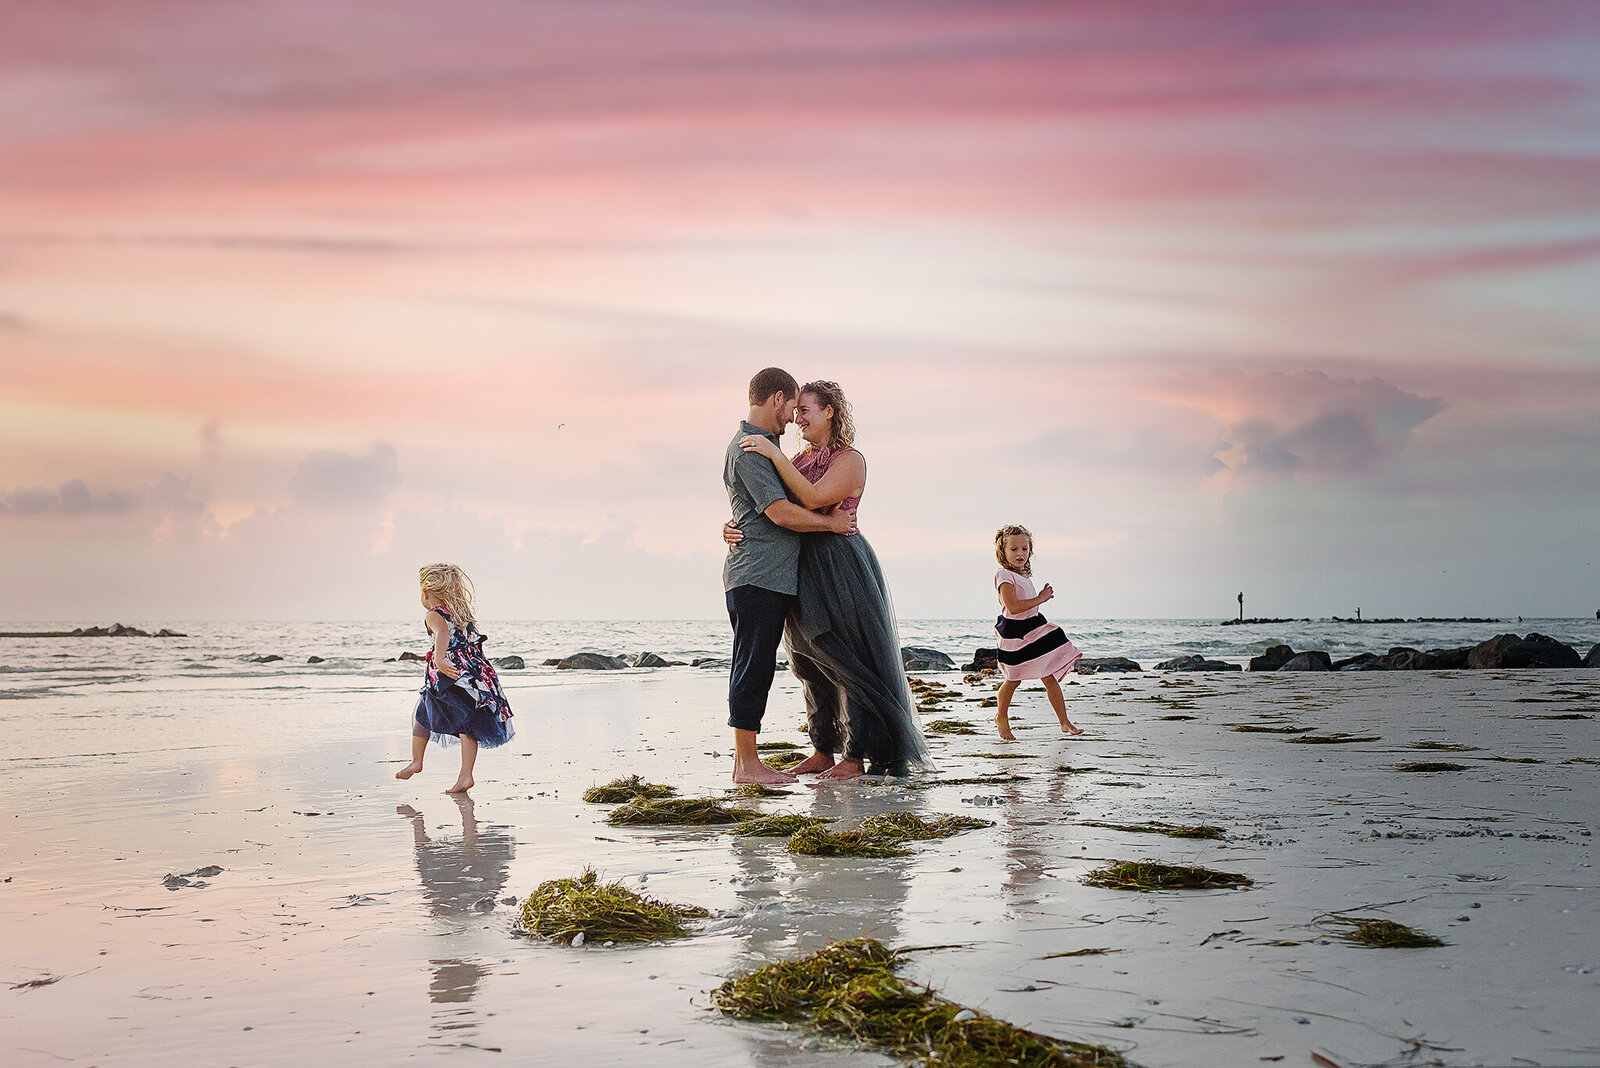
[739,436,864,511]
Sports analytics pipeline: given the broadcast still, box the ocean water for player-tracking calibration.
[3,616,1597,693]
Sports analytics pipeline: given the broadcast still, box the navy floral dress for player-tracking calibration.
[413,607,514,748]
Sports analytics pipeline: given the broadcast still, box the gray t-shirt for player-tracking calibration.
[722,420,801,595]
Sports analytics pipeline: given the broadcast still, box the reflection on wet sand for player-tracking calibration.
[398,797,515,1037]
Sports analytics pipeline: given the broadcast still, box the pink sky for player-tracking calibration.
[4,1,1600,620]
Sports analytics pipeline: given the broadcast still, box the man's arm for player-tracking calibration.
[765,498,855,534]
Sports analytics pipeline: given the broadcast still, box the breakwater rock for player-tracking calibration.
[0,624,187,638]
[901,646,955,671]
[1248,633,1591,672]
[1154,655,1241,672]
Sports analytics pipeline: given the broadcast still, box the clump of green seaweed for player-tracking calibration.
[912,774,1030,789]
[788,810,994,858]
[1080,820,1225,840]
[607,797,760,826]
[732,814,836,837]
[1082,860,1251,892]
[1288,733,1382,744]
[1409,741,1479,752]
[757,740,803,751]
[710,938,1135,1067]
[924,719,980,735]
[1396,761,1468,773]
[971,752,1040,759]
[1321,916,1445,948]
[727,782,792,798]
[1230,724,1312,734]
[765,750,808,770]
[516,867,709,945]
[582,775,677,804]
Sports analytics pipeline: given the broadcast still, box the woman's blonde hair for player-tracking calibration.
[419,562,478,624]
[994,524,1033,575]
[799,380,855,452]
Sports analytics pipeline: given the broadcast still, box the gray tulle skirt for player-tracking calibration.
[784,531,932,775]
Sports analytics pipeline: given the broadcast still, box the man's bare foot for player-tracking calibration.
[994,714,1016,742]
[733,761,799,785]
[1060,721,1085,737]
[395,761,424,780]
[790,750,836,775]
[445,776,473,794]
[815,758,865,781]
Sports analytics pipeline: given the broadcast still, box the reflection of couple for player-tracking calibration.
[721,368,930,783]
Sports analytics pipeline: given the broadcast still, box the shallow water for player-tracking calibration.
[3,654,1599,1066]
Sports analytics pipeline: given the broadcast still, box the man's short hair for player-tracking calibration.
[748,367,799,405]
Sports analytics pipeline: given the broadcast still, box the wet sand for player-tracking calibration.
[3,667,1598,1066]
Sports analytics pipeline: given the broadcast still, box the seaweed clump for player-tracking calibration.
[710,938,1135,1067]
[516,867,709,945]
[1288,733,1381,745]
[788,810,993,858]
[1229,724,1312,734]
[924,719,980,735]
[1080,820,1225,840]
[727,782,792,798]
[1321,916,1445,948]
[765,749,808,770]
[1082,860,1251,892]
[733,814,836,837]
[582,775,677,804]
[1409,741,1478,752]
[1396,761,1469,773]
[608,797,760,826]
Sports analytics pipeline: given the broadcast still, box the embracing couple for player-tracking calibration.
[721,367,931,784]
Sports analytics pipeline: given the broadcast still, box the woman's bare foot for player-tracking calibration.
[445,776,473,794]
[790,750,836,775]
[1059,721,1085,737]
[395,761,424,780]
[994,713,1016,742]
[815,758,865,781]
[733,761,799,785]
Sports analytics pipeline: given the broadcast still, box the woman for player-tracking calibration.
[724,380,931,779]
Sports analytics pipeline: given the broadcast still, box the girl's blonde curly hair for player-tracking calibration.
[994,524,1033,576]
[800,380,855,452]
[419,562,478,624]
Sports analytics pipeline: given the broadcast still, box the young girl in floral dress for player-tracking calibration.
[395,563,514,794]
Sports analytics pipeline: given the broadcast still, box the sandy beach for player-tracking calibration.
[4,659,1598,1067]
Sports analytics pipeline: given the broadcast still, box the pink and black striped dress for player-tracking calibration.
[994,568,1082,681]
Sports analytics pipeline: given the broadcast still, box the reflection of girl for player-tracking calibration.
[397,798,514,917]
[727,380,931,779]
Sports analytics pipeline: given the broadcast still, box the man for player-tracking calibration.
[723,367,854,783]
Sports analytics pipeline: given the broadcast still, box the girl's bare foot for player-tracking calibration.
[395,761,424,780]
[815,758,865,781]
[994,713,1016,742]
[445,776,473,794]
[790,750,836,775]
[1060,721,1085,737]
[733,761,799,785]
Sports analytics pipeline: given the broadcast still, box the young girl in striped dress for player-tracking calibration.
[992,525,1085,741]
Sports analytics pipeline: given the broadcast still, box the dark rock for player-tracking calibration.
[542,658,562,667]
[1280,651,1332,671]
[398,651,425,662]
[493,655,526,670]
[1377,646,1424,670]
[1075,656,1141,674]
[963,648,1000,671]
[307,656,325,664]
[1586,644,1600,669]
[1248,644,1296,672]
[1339,660,1393,671]
[1332,652,1379,670]
[633,652,684,668]
[692,657,731,670]
[156,628,187,638]
[1418,647,1471,670]
[72,626,111,637]
[556,652,628,670]
[902,646,955,672]
[108,623,152,637]
[1154,654,1240,672]
[251,654,283,664]
[1467,633,1581,669]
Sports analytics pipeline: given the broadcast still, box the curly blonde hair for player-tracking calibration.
[994,524,1033,576]
[799,380,855,452]
[419,562,478,624]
